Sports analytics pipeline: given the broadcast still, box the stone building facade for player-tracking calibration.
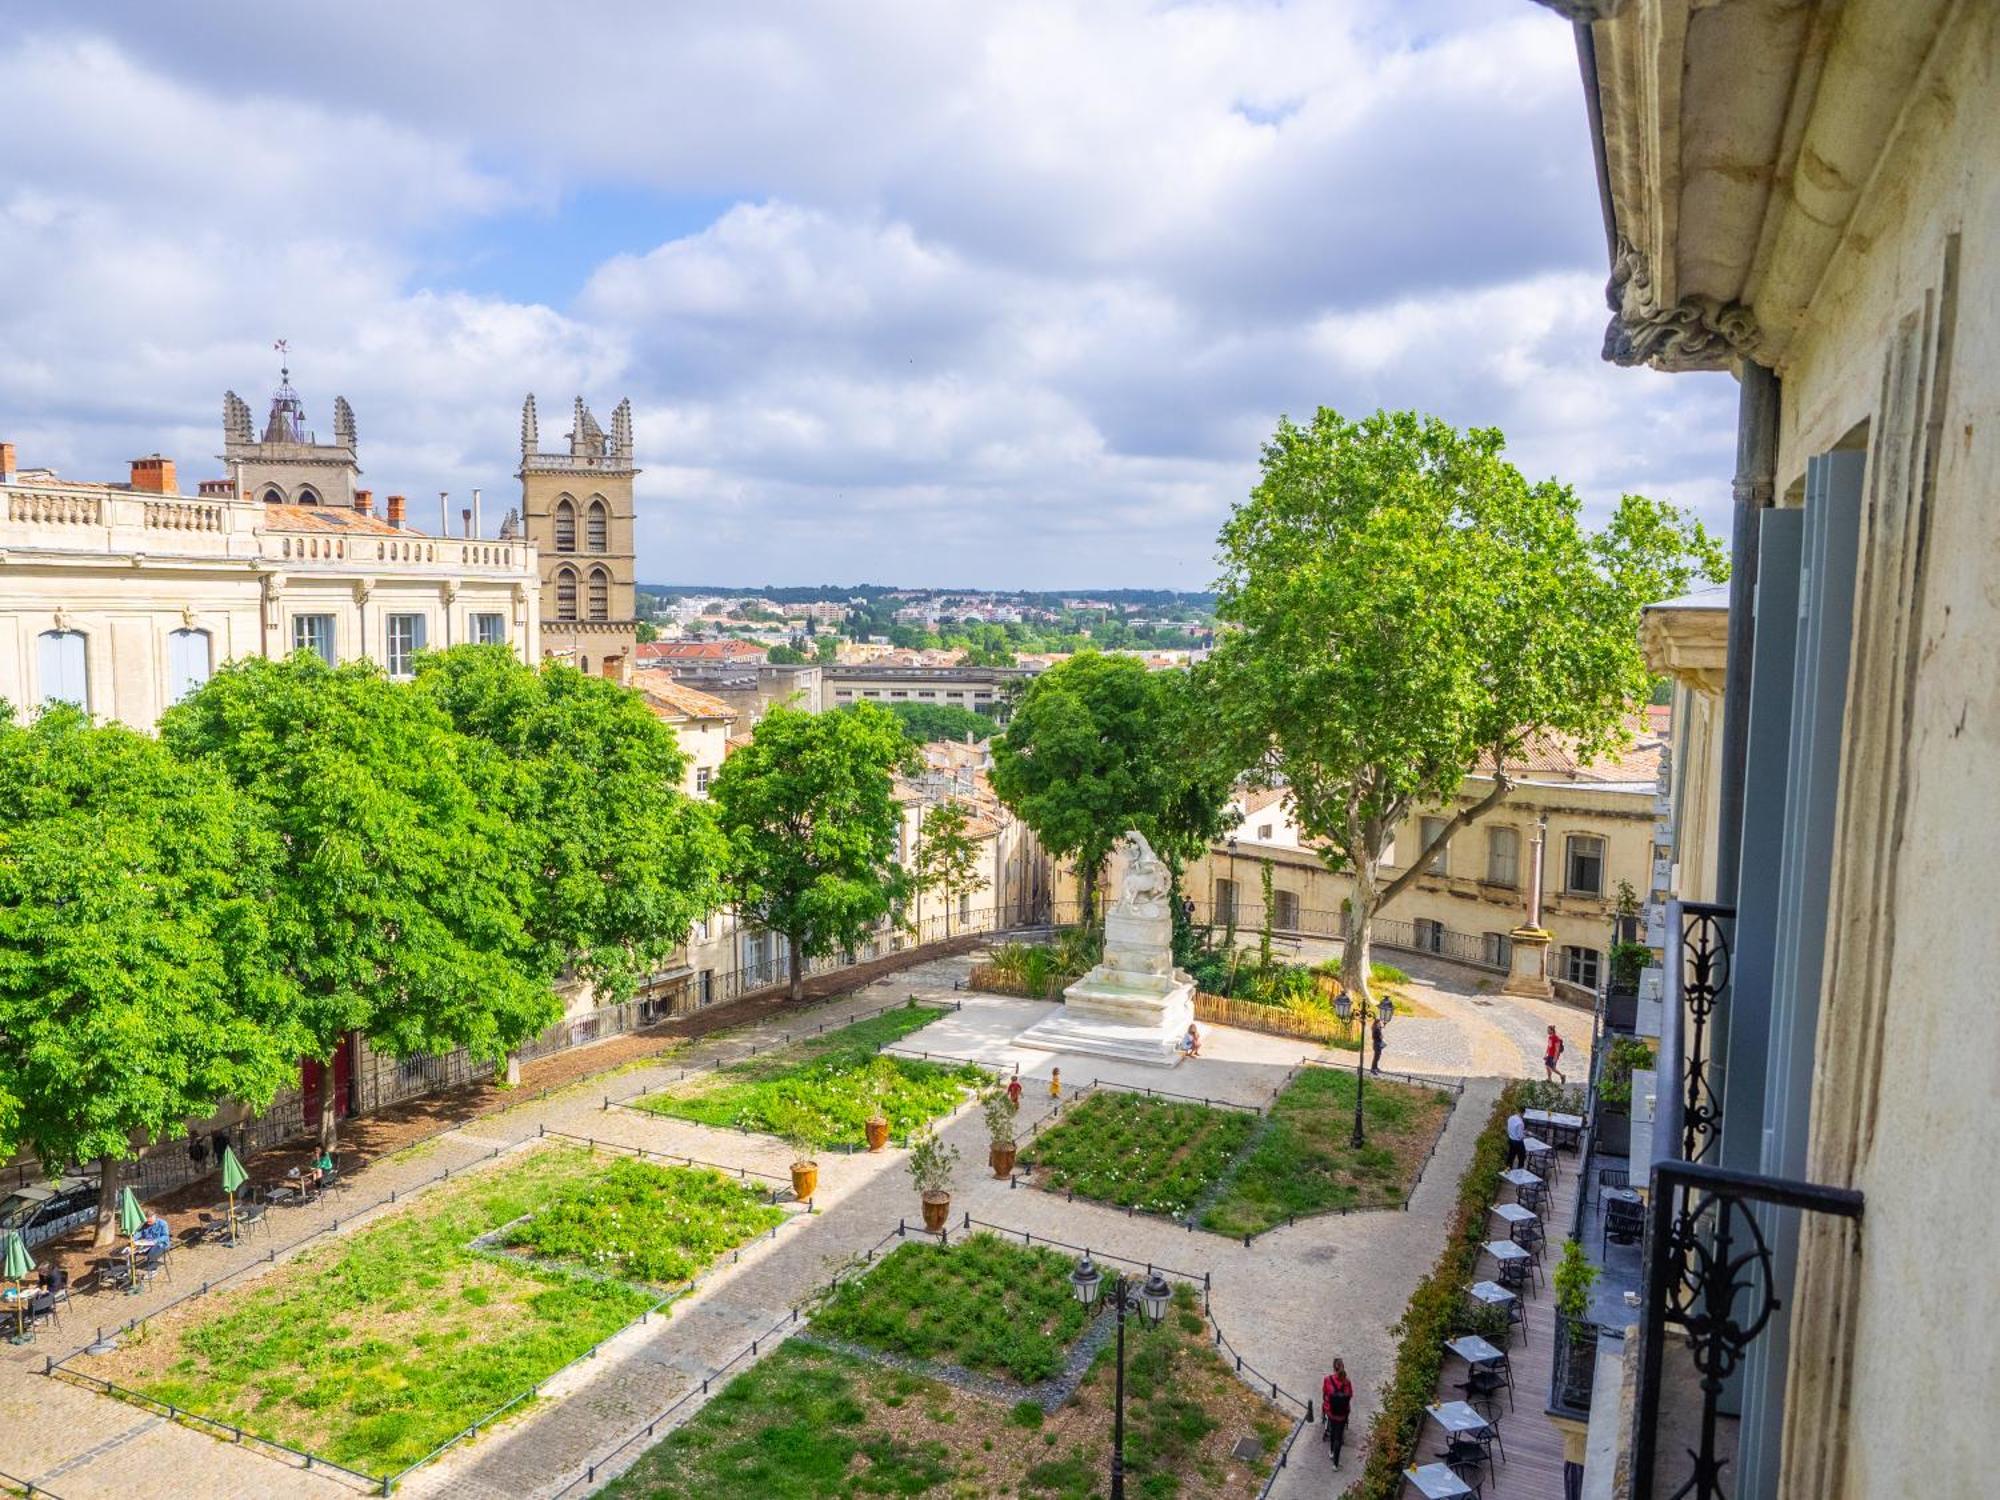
[518,395,639,681]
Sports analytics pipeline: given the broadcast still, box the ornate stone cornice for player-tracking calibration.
[1527,0,1631,21]
[1603,238,1759,372]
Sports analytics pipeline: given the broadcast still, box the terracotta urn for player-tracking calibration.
[920,1190,951,1233]
[990,1142,1018,1179]
[865,1115,891,1153]
[791,1161,819,1202]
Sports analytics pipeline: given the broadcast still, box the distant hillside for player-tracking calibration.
[640,583,1217,609]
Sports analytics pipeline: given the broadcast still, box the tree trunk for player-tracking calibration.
[1077,860,1095,929]
[788,935,804,1002]
[319,1060,340,1154]
[92,1154,123,1248]
[1342,855,1379,1004]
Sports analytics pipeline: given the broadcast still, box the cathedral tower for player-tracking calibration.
[518,394,639,679]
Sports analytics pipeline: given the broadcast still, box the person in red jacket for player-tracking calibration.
[1322,1358,1354,1467]
[1544,1025,1568,1084]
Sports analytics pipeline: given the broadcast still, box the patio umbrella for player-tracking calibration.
[3,1230,33,1342]
[219,1147,247,1240]
[117,1185,144,1239]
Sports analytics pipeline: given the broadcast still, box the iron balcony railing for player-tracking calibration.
[1634,900,1865,1500]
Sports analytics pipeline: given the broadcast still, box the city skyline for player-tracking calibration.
[0,2,1737,589]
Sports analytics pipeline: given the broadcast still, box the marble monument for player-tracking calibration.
[1018,831,1195,1068]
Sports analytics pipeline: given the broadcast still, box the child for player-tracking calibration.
[1049,1066,1062,1100]
[1005,1075,1023,1112]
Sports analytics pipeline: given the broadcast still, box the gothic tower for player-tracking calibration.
[222,355,360,508]
[518,394,639,679]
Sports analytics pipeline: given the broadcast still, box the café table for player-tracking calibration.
[1466,1280,1523,1347]
[1490,1200,1543,1253]
[1498,1167,1543,1198]
[1523,1108,1584,1151]
[1484,1238,1538,1292]
[1427,1399,1503,1473]
[1445,1334,1507,1369]
[1,1285,32,1344]
[1405,1461,1479,1498]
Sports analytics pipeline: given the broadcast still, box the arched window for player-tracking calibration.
[586,498,608,552]
[553,497,577,552]
[587,567,610,621]
[555,567,578,621]
[262,487,285,506]
[296,487,320,507]
[167,628,212,703]
[37,629,88,709]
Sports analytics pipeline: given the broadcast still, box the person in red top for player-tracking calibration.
[1544,1025,1568,1084]
[1322,1358,1354,1467]
[1005,1075,1023,1112]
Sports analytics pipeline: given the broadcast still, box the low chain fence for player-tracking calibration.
[0,1466,70,1499]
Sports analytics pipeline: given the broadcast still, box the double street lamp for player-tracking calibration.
[1071,1254,1173,1499]
[1331,989,1395,1149]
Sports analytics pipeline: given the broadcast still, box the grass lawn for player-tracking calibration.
[632,1003,985,1150]
[599,1285,1290,1500]
[1019,1091,1257,1218]
[85,1146,780,1476]
[809,1232,1089,1384]
[1198,1066,1454,1239]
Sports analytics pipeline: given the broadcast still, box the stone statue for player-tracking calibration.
[1114,832,1171,920]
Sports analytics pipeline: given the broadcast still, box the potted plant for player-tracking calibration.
[1594,1036,1656,1156]
[907,1126,960,1232]
[864,1062,892,1153]
[1552,1237,1603,1410]
[773,1107,820,1203]
[982,1087,1018,1178]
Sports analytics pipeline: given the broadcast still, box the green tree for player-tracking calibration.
[711,702,915,1001]
[635,619,660,644]
[161,654,558,1150]
[815,634,841,665]
[1212,407,1725,997]
[990,654,1233,919]
[767,642,809,665]
[864,701,999,746]
[0,707,302,1243]
[412,647,725,1002]
[912,798,988,936]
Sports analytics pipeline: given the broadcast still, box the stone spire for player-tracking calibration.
[223,390,254,445]
[332,396,356,450]
[610,398,633,461]
[521,394,539,457]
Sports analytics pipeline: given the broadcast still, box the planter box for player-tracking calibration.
[1605,983,1639,1035]
[1593,1103,1631,1158]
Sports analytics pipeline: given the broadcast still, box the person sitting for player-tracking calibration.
[134,1209,171,1255]
[307,1149,336,1191]
[36,1264,70,1304]
[1182,1023,1202,1058]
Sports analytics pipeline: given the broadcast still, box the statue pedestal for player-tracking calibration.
[1501,925,1555,999]
[1017,963,1194,1069]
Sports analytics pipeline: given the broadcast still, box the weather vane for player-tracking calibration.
[274,338,290,382]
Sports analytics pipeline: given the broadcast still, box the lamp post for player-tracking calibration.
[1331,989,1396,1149]
[1071,1254,1173,1499]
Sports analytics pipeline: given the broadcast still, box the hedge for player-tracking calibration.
[1343,1081,1524,1498]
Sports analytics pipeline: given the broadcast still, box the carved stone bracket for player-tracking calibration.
[1604,238,1760,372]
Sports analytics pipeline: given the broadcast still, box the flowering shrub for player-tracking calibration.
[503,1157,786,1286]
[1019,1092,1255,1218]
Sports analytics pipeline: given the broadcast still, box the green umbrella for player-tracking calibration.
[116,1186,144,1239]
[3,1231,32,1343]
[220,1147,248,1240]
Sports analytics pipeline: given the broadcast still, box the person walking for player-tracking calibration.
[1544,1025,1568,1085]
[1370,1016,1385,1076]
[1322,1358,1354,1467]
[1005,1075,1023,1113]
[1505,1109,1527,1170]
[1048,1066,1062,1100]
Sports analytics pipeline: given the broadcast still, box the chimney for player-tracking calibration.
[130,454,177,494]
[353,488,373,517]
[461,507,472,537]
[0,442,15,483]
[386,494,406,530]
[439,491,450,535]
[471,487,482,538]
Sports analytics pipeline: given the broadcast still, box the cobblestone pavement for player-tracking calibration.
[0,951,1536,1498]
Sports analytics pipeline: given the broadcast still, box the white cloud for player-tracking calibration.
[0,5,1738,589]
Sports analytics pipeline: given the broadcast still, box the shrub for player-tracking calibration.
[1597,1036,1657,1107]
[1553,1237,1601,1321]
[1345,1084,1522,1499]
[907,1127,960,1196]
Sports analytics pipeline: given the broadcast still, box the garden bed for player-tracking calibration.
[1198,1067,1455,1239]
[1019,1091,1257,1218]
[599,1285,1291,1499]
[77,1146,780,1475]
[631,1003,985,1149]
[808,1232,1089,1385]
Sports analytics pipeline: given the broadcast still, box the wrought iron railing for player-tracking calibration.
[1551,1312,1602,1419]
[1633,1159,1863,1500]
[1660,900,1732,1165]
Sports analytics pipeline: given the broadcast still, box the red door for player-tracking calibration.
[301,1035,355,1125]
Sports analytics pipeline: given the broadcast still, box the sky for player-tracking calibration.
[0,1,1737,591]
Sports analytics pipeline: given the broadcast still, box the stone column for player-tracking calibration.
[1504,815,1554,998]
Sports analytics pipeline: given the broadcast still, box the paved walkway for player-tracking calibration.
[0,952,1551,1499]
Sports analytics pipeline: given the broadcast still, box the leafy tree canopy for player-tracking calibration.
[161,654,558,1139]
[1211,407,1725,992]
[0,707,301,1233]
[767,643,809,665]
[711,702,915,1000]
[861,700,1000,746]
[412,646,725,1002]
[913,798,988,932]
[991,653,1234,907]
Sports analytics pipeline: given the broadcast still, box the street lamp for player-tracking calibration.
[1331,989,1396,1149]
[1071,1254,1173,1499]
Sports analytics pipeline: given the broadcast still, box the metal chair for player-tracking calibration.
[134,1246,170,1291]
[27,1290,60,1333]
[237,1202,269,1239]
[1595,1166,1629,1205]
[1603,1196,1646,1258]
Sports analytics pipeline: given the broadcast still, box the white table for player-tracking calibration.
[1428,1399,1494,1438]
[1445,1334,1506,1367]
[1524,1108,1584,1150]
[1498,1168,1543,1192]
[1405,1461,1477,1498]
[1484,1238,1537,1290]
[1466,1280,1517,1308]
